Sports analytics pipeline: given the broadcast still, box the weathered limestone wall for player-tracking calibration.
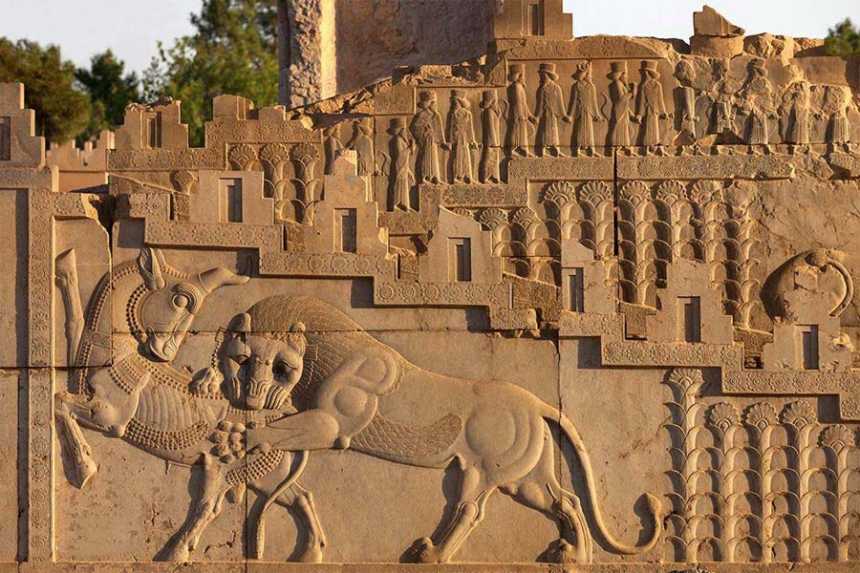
[4,3,860,572]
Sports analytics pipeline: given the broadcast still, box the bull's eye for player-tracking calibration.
[172,293,190,309]
[231,353,249,365]
[273,361,290,378]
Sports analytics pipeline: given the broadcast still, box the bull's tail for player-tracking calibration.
[546,404,663,555]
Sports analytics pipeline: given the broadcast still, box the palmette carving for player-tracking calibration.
[664,369,860,564]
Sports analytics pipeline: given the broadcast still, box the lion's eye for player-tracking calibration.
[273,361,291,378]
[231,353,249,365]
[172,293,190,309]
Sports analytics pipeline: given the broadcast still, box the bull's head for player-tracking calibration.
[134,248,249,361]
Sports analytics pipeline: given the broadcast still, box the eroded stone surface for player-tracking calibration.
[3,1,860,571]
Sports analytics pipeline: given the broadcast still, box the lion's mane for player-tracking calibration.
[245,295,388,410]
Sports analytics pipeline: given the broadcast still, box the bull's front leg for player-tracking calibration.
[54,370,150,488]
[55,394,99,489]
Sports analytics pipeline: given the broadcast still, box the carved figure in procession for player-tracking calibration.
[738,59,777,154]
[389,117,415,210]
[710,59,736,141]
[228,295,665,564]
[673,60,703,152]
[346,119,374,176]
[566,61,603,157]
[605,61,636,153]
[534,62,566,157]
[479,89,504,183]
[507,63,535,157]
[635,61,670,155]
[411,91,445,183]
[323,124,344,175]
[445,90,478,183]
[780,64,812,153]
[823,84,856,153]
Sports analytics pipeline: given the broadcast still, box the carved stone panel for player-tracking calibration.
[3,2,860,572]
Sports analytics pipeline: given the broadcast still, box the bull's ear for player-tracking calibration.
[137,247,165,290]
[228,312,251,334]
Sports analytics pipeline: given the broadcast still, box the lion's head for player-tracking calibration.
[221,295,383,411]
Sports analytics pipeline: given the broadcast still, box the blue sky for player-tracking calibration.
[0,1,858,74]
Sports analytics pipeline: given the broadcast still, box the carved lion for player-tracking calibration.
[228,295,664,564]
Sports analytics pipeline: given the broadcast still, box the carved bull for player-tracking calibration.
[53,248,325,563]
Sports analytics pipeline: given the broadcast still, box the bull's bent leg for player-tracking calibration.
[248,451,326,563]
[159,454,229,563]
[281,482,326,562]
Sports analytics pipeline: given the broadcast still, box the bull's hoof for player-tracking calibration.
[298,544,323,563]
[416,537,443,564]
[550,539,588,565]
[160,541,191,563]
[71,456,99,489]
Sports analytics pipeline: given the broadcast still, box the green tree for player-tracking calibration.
[825,18,860,56]
[76,50,140,139]
[0,38,91,143]
[145,0,280,145]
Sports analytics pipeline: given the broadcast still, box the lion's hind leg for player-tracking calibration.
[415,465,496,564]
[500,437,592,564]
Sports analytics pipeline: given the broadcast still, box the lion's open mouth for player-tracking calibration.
[245,380,290,411]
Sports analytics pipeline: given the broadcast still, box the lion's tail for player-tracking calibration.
[547,404,664,555]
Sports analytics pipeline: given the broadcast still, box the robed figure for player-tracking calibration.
[635,61,669,154]
[780,65,811,150]
[411,91,445,183]
[567,62,602,156]
[446,90,478,183]
[479,90,504,183]
[507,64,534,156]
[606,62,635,150]
[739,59,775,152]
[347,120,374,176]
[389,118,415,211]
[534,63,566,156]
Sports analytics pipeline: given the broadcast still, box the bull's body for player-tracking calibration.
[54,249,325,563]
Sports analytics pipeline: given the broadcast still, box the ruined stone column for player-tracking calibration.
[279,0,575,108]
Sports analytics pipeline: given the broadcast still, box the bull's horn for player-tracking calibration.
[228,312,252,333]
[198,267,250,293]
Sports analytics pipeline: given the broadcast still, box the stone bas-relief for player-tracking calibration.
[3,2,860,572]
